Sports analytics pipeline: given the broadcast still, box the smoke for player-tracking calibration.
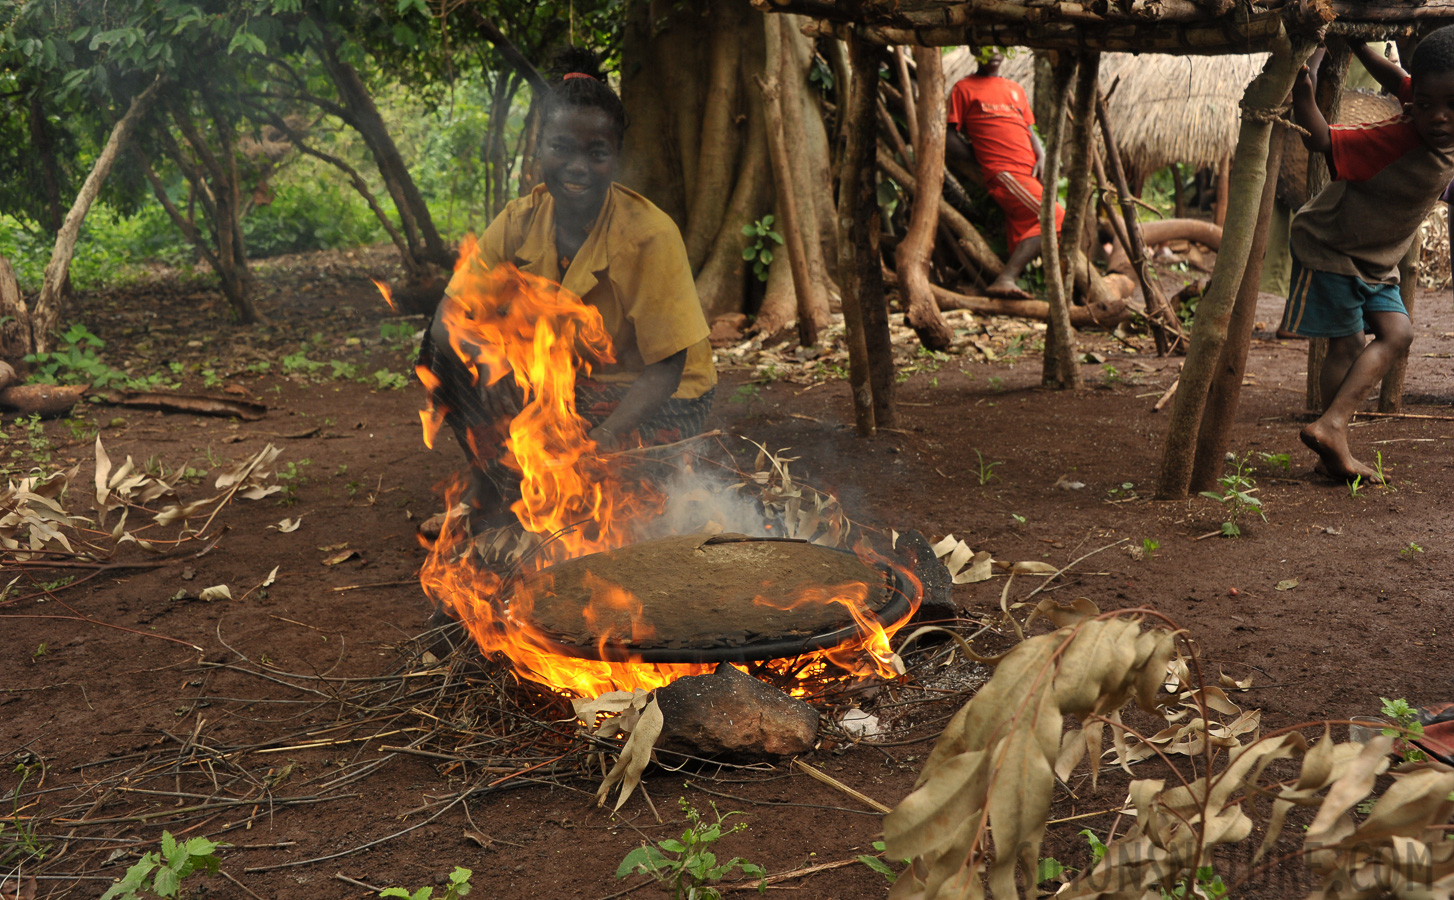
[631,454,775,542]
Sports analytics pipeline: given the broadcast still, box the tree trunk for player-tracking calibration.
[1040,52,1083,390]
[876,151,1003,276]
[0,256,27,364]
[1155,40,1313,500]
[318,34,451,268]
[893,46,919,150]
[683,1,748,270]
[1189,128,1287,492]
[759,64,821,346]
[839,35,891,434]
[1304,41,1351,413]
[29,79,165,353]
[896,46,954,352]
[1378,240,1420,411]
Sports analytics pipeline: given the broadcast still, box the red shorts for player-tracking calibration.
[986,171,1064,249]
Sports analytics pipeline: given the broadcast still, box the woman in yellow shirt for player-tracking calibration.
[420,50,716,533]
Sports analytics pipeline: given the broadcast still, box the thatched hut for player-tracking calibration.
[944,49,1268,181]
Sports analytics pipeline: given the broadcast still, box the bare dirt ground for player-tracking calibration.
[3,246,1452,899]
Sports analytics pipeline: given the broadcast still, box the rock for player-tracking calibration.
[709,313,749,348]
[895,529,956,624]
[655,662,818,761]
[0,383,87,418]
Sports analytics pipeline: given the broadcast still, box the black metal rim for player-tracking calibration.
[525,552,918,664]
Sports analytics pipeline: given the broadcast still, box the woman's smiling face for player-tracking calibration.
[540,106,620,224]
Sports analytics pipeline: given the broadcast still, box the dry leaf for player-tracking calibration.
[198,585,232,602]
[261,566,279,588]
[323,550,359,566]
[272,517,302,533]
[596,697,663,812]
[1275,578,1298,591]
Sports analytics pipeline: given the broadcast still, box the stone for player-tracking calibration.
[655,662,818,761]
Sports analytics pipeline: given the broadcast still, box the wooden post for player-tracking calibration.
[1213,153,1231,227]
[897,46,955,352]
[1189,129,1287,492]
[1305,41,1351,413]
[837,33,893,434]
[1156,39,1313,500]
[1378,240,1420,412]
[1096,92,1180,356]
[1039,53,1081,390]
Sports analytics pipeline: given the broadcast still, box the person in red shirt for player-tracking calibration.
[946,51,1065,299]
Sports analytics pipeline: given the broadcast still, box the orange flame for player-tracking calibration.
[402,240,918,699]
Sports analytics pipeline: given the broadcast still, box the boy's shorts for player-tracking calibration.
[1281,256,1407,338]
[987,171,1064,249]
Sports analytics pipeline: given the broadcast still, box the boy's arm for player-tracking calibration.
[1293,64,1333,155]
[1349,39,1407,96]
[946,128,975,167]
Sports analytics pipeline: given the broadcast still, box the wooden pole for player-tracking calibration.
[897,46,955,351]
[1378,240,1420,411]
[1213,152,1231,228]
[838,34,893,434]
[1304,41,1351,413]
[1156,37,1313,500]
[1044,50,1099,390]
[1039,53,1081,389]
[1189,128,1287,492]
[1096,91,1180,355]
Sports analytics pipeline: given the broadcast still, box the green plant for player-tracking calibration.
[3,762,50,865]
[616,800,766,900]
[1198,454,1265,537]
[1107,481,1138,500]
[741,216,784,282]
[380,320,419,350]
[1010,513,1027,525]
[380,867,472,900]
[23,323,129,387]
[99,831,221,899]
[1380,697,1428,762]
[987,376,1005,392]
[857,840,904,884]
[1375,450,1390,486]
[32,642,47,658]
[329,359,359,380]
[1142,538,1160,559]
[1159,866,1228,900]
[729,383,761,405]
[1258,451,1292,473]
[1102,363,1123,385]
[1400,541,1424,556]
[275,459,312,506]
[1349,475,1363,498]
[370,369,409,390]
[973,449,1000,485]
[281,352,324,376]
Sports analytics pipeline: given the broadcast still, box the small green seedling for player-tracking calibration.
[1374,450,1392,487]
[1010,513,1027,525]
[616,800,766,900]
[380,867,472,900]
[1198,454,1265,537]
[1380,697,1428,762]
[741,216,784,282]
[99,831,223,900]
[1349,475,1364,498]
[973,449,1000,485]
[856,840,906,884]
[1142,538,1160,559]
[1401,541,1424,556]
[1258,451,1292,473]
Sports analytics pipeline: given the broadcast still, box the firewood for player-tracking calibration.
[0,383,88,418]
[925,280,1131,327]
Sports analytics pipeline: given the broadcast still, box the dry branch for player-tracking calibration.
[896,46,955,352]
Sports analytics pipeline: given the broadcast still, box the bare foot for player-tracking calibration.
[1301,421,1383,483]
[986,281,1033,300]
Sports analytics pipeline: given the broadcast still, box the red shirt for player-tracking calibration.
[947,75,1037,177]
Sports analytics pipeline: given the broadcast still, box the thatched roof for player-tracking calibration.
[944,49,1269,173]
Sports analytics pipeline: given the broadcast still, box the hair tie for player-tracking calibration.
[563,72,595,81]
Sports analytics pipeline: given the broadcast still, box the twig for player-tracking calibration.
[1354,410,1454,422]
[791,760,891,813]
[219,870,267,900]
[334,872,383,892]
[1152,374,1181,413]
[731,857,864,891]
[331,579,418,593]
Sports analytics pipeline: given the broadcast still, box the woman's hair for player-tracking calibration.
[540,47,627,144]
[1411,25,1454,82]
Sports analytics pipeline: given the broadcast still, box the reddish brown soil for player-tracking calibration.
[3,247,1451,899]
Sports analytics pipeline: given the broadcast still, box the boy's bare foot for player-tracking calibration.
[986,281,1034,300]
[1300,422,1383,483]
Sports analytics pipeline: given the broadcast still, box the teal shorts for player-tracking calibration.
[1281,257,1407,338]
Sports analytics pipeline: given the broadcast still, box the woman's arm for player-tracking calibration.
[588,348,688,450]
[1350,40,1408,96]
[1294,65,1333,155]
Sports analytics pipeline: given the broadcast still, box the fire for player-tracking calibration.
[406,240,918,699]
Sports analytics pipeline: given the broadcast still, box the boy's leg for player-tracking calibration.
[1300,309,1412,481]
